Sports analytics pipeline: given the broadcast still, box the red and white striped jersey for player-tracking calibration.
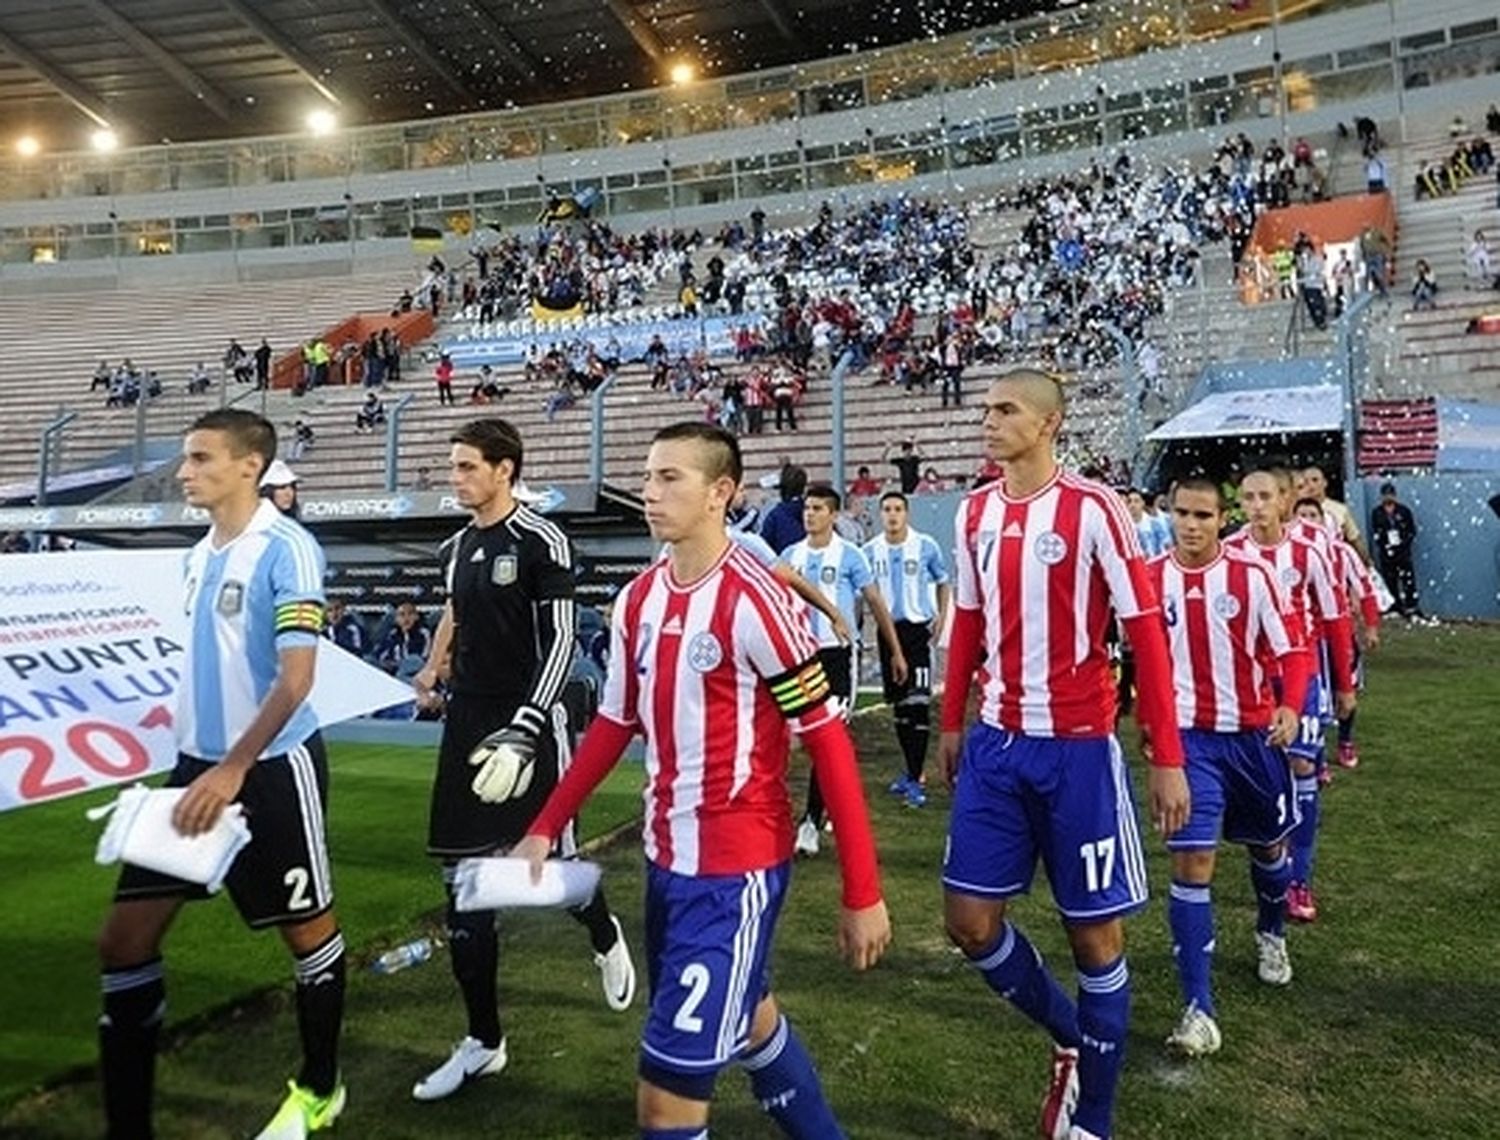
[1294,514,1337,555]
[1326,534,1381,628]
[1223,529,1346,642]
[1148,549,1302,731]
[953,470,1161,736]
[1291,517,1351,611]
[599,543,839,877]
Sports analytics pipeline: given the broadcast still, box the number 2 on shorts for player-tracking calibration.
[284,866,313,911]
[673,962,712,1033]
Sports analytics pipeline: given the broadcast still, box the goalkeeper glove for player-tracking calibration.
[468,725,537,803]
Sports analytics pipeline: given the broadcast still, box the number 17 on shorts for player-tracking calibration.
[943,727,1149,921]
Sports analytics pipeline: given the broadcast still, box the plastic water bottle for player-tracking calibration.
[371,937,434,975]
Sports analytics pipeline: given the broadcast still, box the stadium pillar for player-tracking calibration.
[589,369,624,487]
[133,392,148,477]
[384,393,415,492]
[1336,291,1374,521]
[830,346,853,489]
[1100,322,1141,473]
[36,410,78,507]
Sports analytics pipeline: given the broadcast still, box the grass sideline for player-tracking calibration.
[4,624,1499,1137]
[0,742,641,1107]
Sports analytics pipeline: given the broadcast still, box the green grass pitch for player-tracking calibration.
[3,623,1498,1137]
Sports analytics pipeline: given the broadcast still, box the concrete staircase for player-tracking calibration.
[0,269,418,497]
[1380,134,1500,399]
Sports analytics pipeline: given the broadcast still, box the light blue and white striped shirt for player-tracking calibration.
[1137,512,1175,558]
[783,533,873,647]
[177,499,326,761]
[862,528,949,624]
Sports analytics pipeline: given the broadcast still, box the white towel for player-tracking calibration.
[452,856,602,912]
[91,785,251,894]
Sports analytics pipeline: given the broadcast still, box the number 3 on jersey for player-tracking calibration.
[1079,837,1116,894]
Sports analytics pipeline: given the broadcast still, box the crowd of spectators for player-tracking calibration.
[90,359,163,408]
[458,220,682,325]
[1414,134,1494,201]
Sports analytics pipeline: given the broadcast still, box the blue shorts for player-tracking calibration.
[1168,729,1299,850]
[639,861,789,1094]
[1288,673,1329,761]
[1316,641,1335,726]
[942,725,1149,922]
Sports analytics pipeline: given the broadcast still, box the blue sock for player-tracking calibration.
[1291,775,1320,884]
[1168,881,1215,1016]
[967,922,1080,1049]
[1250,851,1291,936]
[742,1015,846,1140]
[640,1129,708,1140]
[1073,956,1131,1140]
[1337,709,1356,746]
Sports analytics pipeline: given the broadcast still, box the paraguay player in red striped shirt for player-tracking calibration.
[1294,497,1381,770]
[1148,477,1312,1057]
[1225,469,1356,923]
[940,370,1189,1140]
[515,422,890,1140]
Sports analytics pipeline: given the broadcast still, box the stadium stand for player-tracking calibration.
[0,270,418,495]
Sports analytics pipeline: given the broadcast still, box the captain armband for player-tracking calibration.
[766,658,832,718]
[275,599,325,637]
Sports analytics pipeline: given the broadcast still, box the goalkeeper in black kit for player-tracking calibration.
[409,417,636,1103]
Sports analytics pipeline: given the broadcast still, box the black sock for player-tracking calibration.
[805,772,825,826]
[101,958,166,1139]
[447,896,501,1047]
[894,717,918,777]
[569,886,619,955]
[902,704,930,781]
[293,930,346,1096]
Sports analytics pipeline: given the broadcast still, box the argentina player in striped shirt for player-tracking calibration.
[98,409,347,1138]
[862,491,950,806]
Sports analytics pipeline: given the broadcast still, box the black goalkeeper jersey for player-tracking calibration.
[440,504,576,734]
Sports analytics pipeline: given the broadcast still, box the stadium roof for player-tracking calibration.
[0,0,1069,149]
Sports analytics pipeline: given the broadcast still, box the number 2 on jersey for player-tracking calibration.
[1079,837,1117,894]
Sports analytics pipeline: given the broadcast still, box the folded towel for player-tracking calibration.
[452,856,602,911]
[91,785,251,894]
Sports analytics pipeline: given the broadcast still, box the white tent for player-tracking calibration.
[1146,385,1344,442]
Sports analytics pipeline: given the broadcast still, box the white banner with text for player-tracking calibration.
[0,548,415,812]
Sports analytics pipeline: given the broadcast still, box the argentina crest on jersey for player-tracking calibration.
[217,580,245,616]
[491,554,518,586]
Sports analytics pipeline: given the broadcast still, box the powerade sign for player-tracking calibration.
[325,562,446,621]
[325,549,653,617]
[0,486,580,531]
[300,496,415,520]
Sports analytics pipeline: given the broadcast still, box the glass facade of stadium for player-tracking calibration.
[0,0,1493,273]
